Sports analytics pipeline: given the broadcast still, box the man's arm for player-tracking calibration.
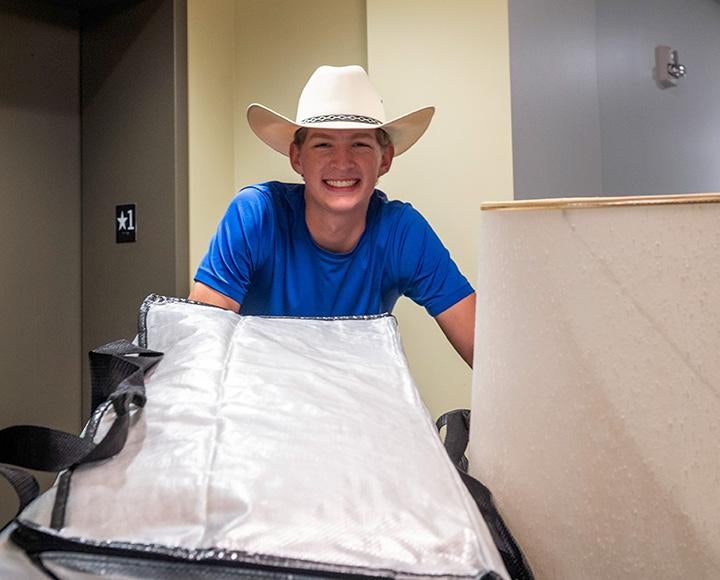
[188,281,241,313]
[434,292,476,367]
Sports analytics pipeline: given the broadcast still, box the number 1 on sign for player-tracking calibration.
[116,204,137,243]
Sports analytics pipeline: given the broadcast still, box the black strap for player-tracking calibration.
[0,340,162,518]
[458,471,534,580]
[0,465,39,523]
[89,340,161,414]
[436,409,470,472]
[437,409,534,580]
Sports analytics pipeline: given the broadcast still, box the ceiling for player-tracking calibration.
[39,0,142,13]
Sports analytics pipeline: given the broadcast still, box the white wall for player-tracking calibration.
[187,0,514,418]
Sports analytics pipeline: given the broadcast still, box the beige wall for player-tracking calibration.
[188,0,237,274]
[188,0,367,272]
[232,0,367,192]
[366,0,514,415]
[187,0,513,417]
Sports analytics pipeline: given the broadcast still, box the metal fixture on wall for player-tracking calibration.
[655,45,686,88]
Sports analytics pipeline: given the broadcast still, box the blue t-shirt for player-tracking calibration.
[195,181,472,317]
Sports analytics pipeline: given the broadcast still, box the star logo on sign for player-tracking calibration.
[116,204,136,243]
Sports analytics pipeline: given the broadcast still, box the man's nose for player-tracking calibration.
[330,146,355,168]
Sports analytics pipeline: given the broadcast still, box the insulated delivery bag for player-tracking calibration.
[0,295,532,579]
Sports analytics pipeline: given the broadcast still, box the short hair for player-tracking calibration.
[293,127,392,150]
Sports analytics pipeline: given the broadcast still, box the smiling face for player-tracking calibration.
[289,128,394,221]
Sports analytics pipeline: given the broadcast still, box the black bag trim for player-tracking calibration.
[50,400,114,530]
[12,520,497,580]
[437,410,535,580]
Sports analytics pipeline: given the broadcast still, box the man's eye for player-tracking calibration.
[313,142,330,148]
[353,142,372,148]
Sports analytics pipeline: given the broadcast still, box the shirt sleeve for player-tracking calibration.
[395,205,474,317]
[194,187,271,306]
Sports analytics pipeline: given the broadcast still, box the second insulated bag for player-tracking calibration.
[0,294,531,579]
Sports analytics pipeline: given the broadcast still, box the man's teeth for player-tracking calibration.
[326,179,357,187]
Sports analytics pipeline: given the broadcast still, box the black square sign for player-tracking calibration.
[116,204,137,243]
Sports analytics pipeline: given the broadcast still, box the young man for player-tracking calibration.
[190,65,476,366]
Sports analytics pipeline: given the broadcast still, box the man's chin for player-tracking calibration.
[305,188,373,217]
[322,197,371,216]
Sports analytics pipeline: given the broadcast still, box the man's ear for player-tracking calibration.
[378,144,395,178]
[289,142,303,175]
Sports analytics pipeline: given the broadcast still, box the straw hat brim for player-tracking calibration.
[247,104,435,157]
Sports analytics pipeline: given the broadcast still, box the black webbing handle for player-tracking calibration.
[436,409,471,472]
[0,465,39,522]
[89,340,161,414]
[0,340,162,519]
[437,409,535,580]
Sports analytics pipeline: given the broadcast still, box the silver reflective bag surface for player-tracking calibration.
[1,295,509,579]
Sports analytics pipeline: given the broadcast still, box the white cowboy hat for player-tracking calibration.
[247,65,434,157]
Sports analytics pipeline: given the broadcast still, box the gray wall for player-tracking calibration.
[596,0,720,195]
[0,0,81,524]
[81,0,188,418]
[510,0,720,198]
[0,0,188,525]
[509,0,603,198]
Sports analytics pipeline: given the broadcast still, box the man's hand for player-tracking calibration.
[434,293,476,367]
[188,282,241,313]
